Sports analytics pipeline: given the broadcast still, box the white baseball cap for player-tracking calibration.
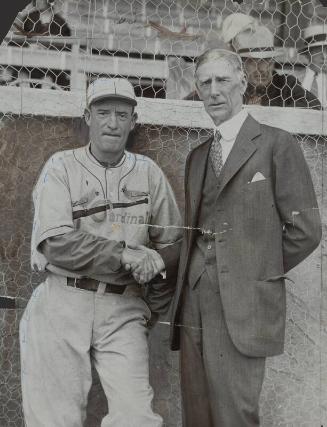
[87,77,137,107]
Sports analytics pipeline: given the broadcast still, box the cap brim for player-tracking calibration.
[88,94,137,107]
[240,50,284,59]
[298,41,327,54]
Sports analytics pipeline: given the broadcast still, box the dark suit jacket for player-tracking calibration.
[170,115,321,357]
[244,72,321,109]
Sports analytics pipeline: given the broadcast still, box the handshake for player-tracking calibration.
[121,244,165,285]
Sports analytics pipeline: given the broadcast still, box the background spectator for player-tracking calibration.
[299,24,327,108]
[185,13,321,109]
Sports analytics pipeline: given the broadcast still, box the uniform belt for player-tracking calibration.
[67,277,126,294]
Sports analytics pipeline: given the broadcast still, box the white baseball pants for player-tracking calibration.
[19,276,162,427]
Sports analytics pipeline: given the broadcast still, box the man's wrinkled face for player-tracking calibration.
[243,58,274,87]
[308,46,327,71]
[195,58,246,126]
[85,98,137,162]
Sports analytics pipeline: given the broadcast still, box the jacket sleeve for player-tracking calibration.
[273,131,322,272]
[143,161,183,315]
[148,161,183,280]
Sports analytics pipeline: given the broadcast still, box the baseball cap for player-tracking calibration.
[86,78,137,107]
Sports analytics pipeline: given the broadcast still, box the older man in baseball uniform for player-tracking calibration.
[20,77,182,427]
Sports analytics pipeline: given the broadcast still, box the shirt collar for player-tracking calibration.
[214,109,248,141]
[307,67,317,78]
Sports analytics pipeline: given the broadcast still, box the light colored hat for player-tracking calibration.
[222,13,257,43]
[87,78,137,107]
[299,24,327,53]
[222,13,283,59]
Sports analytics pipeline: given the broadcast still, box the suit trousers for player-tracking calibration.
[19,276,162,427]
[180,270,266,427]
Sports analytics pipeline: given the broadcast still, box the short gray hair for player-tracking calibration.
[195,48,246,83]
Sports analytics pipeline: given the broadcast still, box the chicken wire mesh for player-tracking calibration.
[0,0,326,105]
[0,1,326,426]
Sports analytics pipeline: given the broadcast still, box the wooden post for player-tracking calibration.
[70,41,87,96]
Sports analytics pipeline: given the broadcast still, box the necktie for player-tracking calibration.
[210,130,223,178]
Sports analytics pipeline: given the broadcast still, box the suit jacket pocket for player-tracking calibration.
[250,278,286,342]
[245,176,272,189]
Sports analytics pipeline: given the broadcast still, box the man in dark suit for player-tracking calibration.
[170,48,322,426]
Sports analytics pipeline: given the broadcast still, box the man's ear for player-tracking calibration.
[84,108,91,126]
[240,74,248,95]
[130,111,138,130]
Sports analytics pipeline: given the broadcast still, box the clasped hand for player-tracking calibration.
[121,244,164,285]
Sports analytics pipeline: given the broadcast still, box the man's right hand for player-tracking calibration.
[121,246,145,273]
[121,245,164,284]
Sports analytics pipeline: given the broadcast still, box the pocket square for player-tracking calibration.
[249,172,266,183]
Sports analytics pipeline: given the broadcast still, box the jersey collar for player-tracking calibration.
[73,142,137,180]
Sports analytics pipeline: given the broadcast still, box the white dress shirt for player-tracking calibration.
[302,67,327,107]
[213,109,248,164]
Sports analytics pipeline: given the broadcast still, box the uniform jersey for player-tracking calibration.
[31,143,182,283]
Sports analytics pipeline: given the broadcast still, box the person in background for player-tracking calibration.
[14,0,71,89]
[299,23,327,108]
[185,13,320,109]
[17,0,71,37]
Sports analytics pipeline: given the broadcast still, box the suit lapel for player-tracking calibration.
[216,115,261,199]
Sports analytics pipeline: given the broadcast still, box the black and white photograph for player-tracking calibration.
[0,1,326,426]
